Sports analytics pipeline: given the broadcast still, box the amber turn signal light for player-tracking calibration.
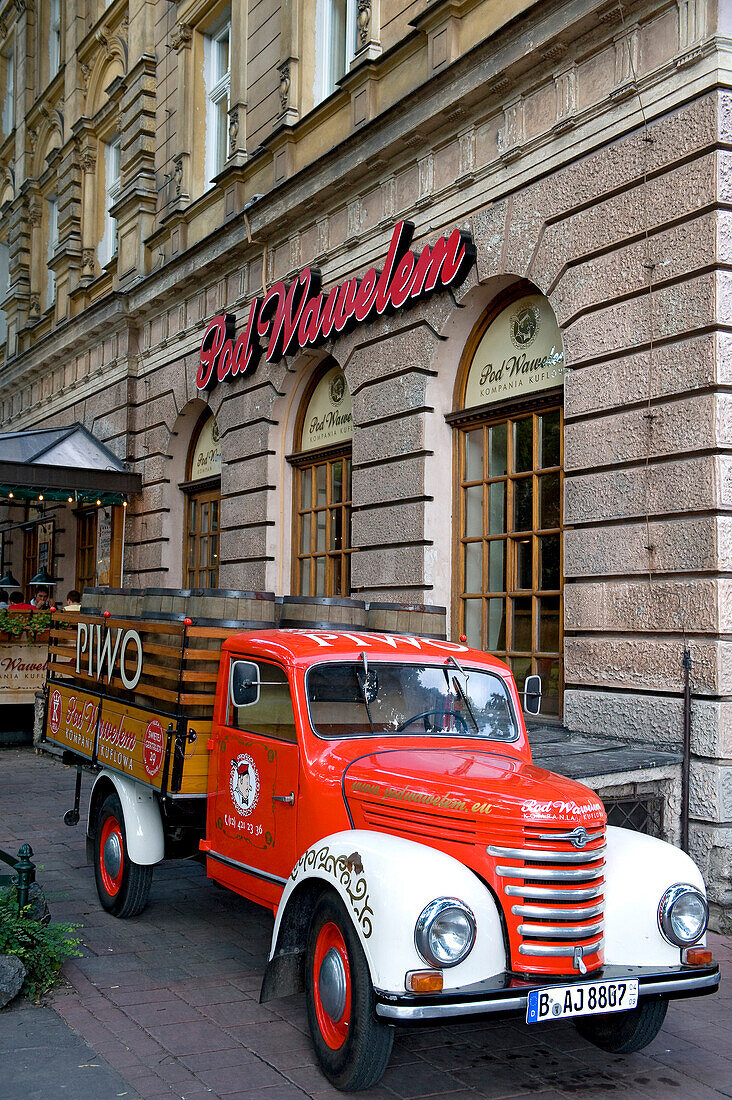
[683,946,713,966]
[406,970,443,993]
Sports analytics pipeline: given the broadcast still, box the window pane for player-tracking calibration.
[511,656,532,698]
[315,556,326,595]
[316,464,327,507]
[210,534,218,568]
[330,508,343,551]
[201,502,209,535]
[489,423,507,477]
[200,537,209,568]
[513,418,533,473]
[316,511,326,552]
[464,541,482,594]
[539,472,560,529]
[488,482,505,535]
[539,533,560,590]
[539,595,560,652]
[300,512,311,553]
[465,484,482,537]
[487,598,506,651]
[465,430,483,481]
[515,538,532,590]
[512,596,532,651]
[513,478,532,532]
[540,410,560,469]
[331,460,343,503]
[300,557,311,595]
[211,499,219,530]
[301,467,312,508]
[464,599,482,649]
[487,540,505,593]
[215,95,228,171]
[538,656,560,716]
[189,499,197,529]
[332,554,342,594]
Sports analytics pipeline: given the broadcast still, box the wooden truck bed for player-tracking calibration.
[43,611,237,799]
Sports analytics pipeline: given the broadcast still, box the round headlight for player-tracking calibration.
[658,883,708,947]
[415,898,476,968]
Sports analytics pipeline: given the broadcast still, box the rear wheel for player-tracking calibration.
[575,997,668,1053]
[305,893,393,1090]
[93,792,153,918]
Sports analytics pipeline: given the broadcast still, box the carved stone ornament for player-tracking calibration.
[28,200,42,226]
[171,23,193,51]
[81,248,95,273]
[0,18,7,39]
[28,293,40,318]
[357,0,371,47]
[278,62,291,113]
[78,145,96,173]
[27,128,37,152]
[173,153,184,197]
[228,108,239,153]
[79,61,91,89]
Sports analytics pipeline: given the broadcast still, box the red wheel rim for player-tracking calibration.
[99,816,124,896]
[313,921,351,1050]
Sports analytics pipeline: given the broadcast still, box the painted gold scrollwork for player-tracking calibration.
[291,844,374,937]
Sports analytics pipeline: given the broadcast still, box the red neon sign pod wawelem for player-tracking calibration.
[196,219,476,392]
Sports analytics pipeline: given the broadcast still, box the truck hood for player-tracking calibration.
[344,746,606,830]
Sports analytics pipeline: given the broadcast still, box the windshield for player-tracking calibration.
[306,662,518,741]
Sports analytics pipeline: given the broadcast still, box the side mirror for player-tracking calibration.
[231,660,260,707]
[524,674,542,715]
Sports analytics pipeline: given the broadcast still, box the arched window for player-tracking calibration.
[290,360,353,596]
[453,288,567,716]
[183,412,221,588]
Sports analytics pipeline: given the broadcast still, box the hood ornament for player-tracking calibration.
[567,826,590,849]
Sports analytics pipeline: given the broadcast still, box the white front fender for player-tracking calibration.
[88,771,164,866]
[604,825,707,966]
[272,830,506,994]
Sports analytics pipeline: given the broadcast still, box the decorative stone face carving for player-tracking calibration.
[171,23,192,52]
[28,293,40,318]
[173,153,184,197]
[81,248,95,273]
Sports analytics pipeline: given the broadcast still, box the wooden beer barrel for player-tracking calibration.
[366,601,447,639]
[277,595,367,630]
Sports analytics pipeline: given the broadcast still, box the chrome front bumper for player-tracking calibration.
[375,963,720,1023]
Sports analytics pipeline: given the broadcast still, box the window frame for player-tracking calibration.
[1,40,14,138]
[75,509,97,594]
[98,138,121,268]
[204,18,231,185]
[49,0,61,78]
[450,285,565,719]
[182,412,221,589]
[228,659,298,744]
[315,0,357,105]
[45,195,58,310]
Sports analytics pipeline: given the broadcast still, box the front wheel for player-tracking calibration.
[575,998,668,1053]
[93,792,153,918]
[305,893,393,1091]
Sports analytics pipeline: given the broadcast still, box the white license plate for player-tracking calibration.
[526,979,639,1023]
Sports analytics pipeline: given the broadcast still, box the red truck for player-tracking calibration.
[44,606,719,1090]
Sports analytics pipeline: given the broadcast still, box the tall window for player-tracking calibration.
[49,0,61,77]
[0,238,9,348]
[454,291,567,716]
[99,139,121,267]
[76,511,97,593]
[316,0,356,103]
[205,20,231,183]
[46,196,58,309]
[183,413,221,588]
[1,43,13,137]
[291,362,353,597]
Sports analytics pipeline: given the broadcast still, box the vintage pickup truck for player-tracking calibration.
[43,607,719,1091]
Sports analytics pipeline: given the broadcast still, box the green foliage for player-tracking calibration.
[0,609,53,639]
[0,887,82,999]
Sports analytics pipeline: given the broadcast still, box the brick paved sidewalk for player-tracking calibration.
[2,746,730,1100]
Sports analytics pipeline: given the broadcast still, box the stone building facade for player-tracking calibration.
[0,0,730,924]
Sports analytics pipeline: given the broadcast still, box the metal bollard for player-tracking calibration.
[14,844,35,911]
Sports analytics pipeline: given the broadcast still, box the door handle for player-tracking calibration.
[273,792,295,805]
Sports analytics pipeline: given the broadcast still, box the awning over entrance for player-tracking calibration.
[0,423,141,504]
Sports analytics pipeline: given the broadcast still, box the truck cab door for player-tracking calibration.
[206,658,299,906]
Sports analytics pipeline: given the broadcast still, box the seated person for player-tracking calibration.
[64,590,81,611]
[32,586,50,610]
[8,590,35,612]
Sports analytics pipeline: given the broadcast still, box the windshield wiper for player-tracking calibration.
[357,652,376,734]
[447,655,480,734]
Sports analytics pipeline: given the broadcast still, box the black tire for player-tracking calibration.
[305,893,394,1091]
[93,792,153,918]
[575,997,668,1054]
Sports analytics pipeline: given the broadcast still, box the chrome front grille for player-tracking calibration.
[489,824,606,966]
